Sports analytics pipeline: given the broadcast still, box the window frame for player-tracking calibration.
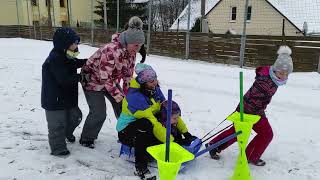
[60,0,65,8]
[31,0,37,6]
[247,6,252,22]
[230,6,237,22]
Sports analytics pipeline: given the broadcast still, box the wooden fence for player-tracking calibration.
[150,32,320,72]
[1,25,319,72]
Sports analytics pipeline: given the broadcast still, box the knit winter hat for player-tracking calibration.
[160,100,181,125]
[161,100,181,116]
[135,63,153,75]
[272,46,293,74]
[136,68,157,84]
[119,16,145,48]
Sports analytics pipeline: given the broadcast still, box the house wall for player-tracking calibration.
[0,0,31,25]
[0,0,99,27]
[68,0,100,27]
[206,0,302,36]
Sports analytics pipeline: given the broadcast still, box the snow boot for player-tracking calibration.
[134,167,156,180]
[205,143,220,160]
[249,159,266,166]
[66,135,76,143]
[79,139,95,149]
[51,150,70,157]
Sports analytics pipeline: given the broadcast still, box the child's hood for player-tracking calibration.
[256,66,270,77]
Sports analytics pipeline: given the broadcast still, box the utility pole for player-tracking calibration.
[52,0,56,27]
[26,0,32,38]
[239,0,250,68]
[16,0,21,36]
[91,0,94,45]
[47,0,53,28]
[104,0,107,30]
[37,0,43,39]
[117,0,119,32]
[186,0,191,59]
[67,0,72,26]
[147,0,153,56]
[200,0,205,32]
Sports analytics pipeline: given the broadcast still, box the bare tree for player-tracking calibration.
[155,0,186,31]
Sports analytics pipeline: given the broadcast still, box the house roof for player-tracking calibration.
[170,0,220,31]
[170,0,320,34]
[267,0,320,34]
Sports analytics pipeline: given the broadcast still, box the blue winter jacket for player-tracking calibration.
[41,28,85,110]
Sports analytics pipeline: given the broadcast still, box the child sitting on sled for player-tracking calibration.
[117,65,196,179]
[157,100,197,146]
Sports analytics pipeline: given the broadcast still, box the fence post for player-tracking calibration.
[318,55,320,73]
[186,32,190,59]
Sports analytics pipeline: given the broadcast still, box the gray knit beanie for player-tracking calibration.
[119,16,145,48]
[272,46,293,74]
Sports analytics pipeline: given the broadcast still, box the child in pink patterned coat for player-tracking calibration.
[79,16,145,148]
[207,46,294,166]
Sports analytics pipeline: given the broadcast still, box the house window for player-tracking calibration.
[33,21,40,27]
[247,6,252,21]
[231,7,237,21]
[60,0,65,7]
[61,21,67,27]
[46,0,48,6]
[31,0,37,6]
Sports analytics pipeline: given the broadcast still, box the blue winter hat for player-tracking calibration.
[160,100,181,125]
[135,63,153,75]
[53,27,80,51]
[136,68,157,84]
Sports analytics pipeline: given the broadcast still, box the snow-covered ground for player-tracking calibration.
[0,38,319,180]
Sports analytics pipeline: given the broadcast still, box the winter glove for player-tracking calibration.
[175,137,192,146]
[80,71,91,84]
[183,132,197,146]
[139,44,146,63]
[79,58,88,66]
[173,133,185,145]
[74,58,88,68]
[114,93,124,103]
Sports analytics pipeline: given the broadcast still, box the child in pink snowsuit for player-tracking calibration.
[207,46,294,166]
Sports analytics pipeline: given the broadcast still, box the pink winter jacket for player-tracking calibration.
[236,66,278,117]
[81,33,136,102]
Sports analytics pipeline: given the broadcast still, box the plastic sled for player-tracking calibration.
[118,141,135,158]
[180,137,202,171]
